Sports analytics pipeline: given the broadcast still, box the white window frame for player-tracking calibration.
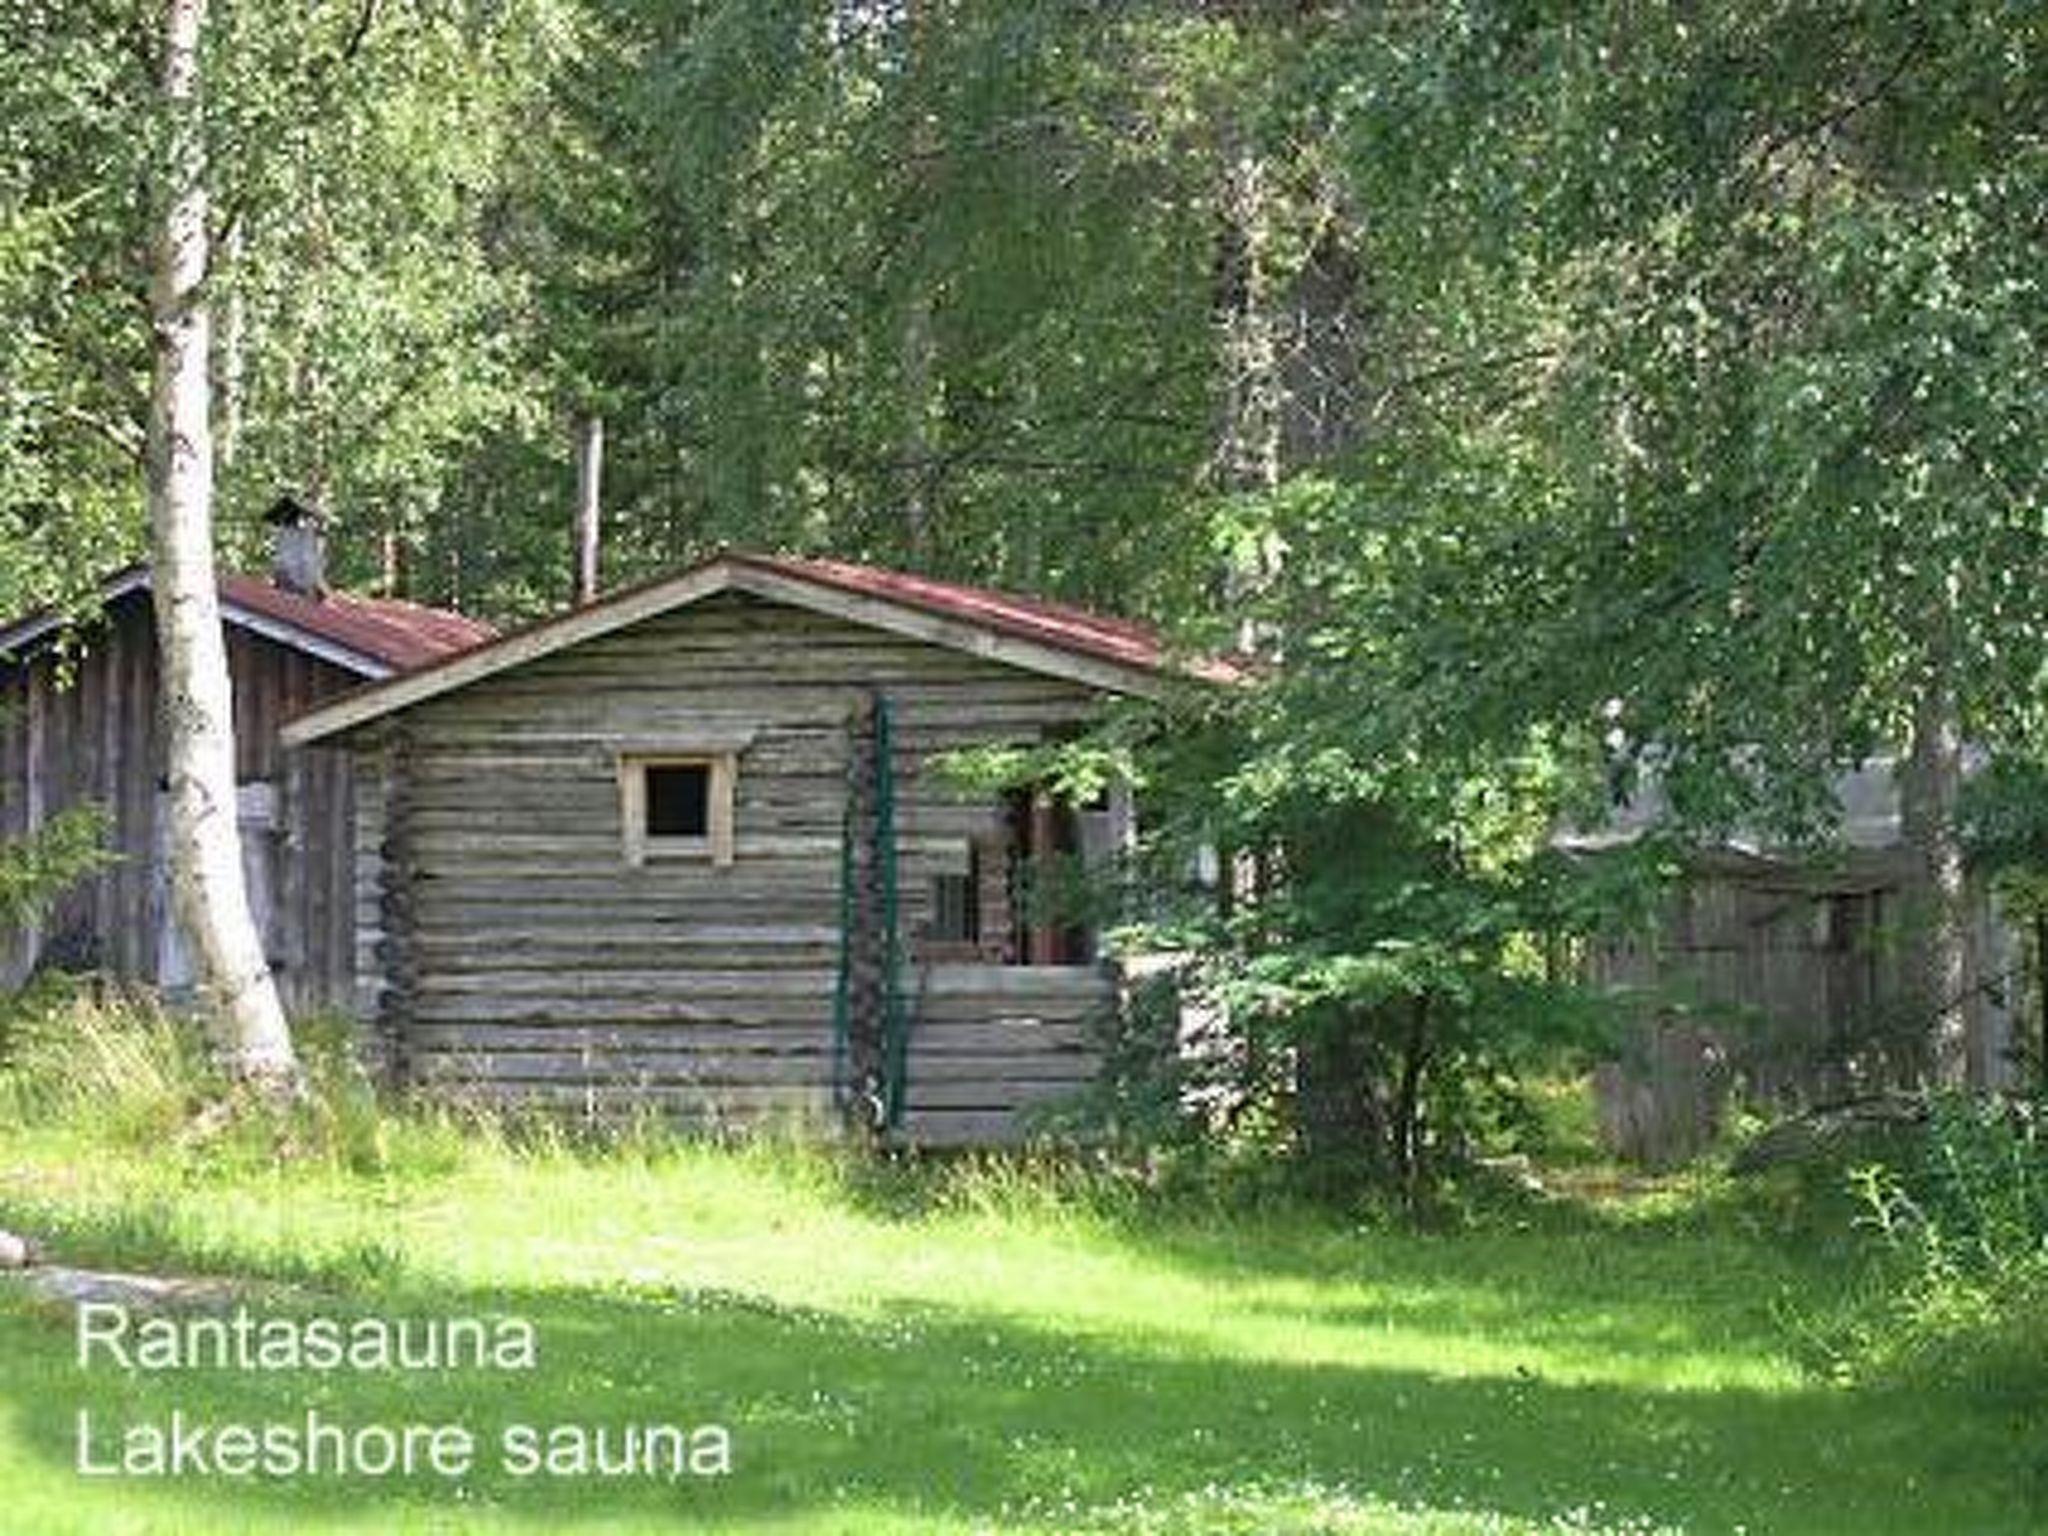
[617,735,752,867]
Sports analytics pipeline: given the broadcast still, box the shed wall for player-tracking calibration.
[1588,857,2015,1162]
[0,592,361,1009]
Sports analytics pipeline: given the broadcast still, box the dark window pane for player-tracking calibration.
[646,764,709,837]
[931,871,979,943]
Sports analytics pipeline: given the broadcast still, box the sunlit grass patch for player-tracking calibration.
[0,1007,2038,1533]
[1,1116,2038,1534]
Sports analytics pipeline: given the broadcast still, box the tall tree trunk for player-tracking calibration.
[903,292,936,559]
[1900,661,1976,1089]
[379,525,409,596]
[1390,995,1431,1200]
[1213,119,1284,655]
[2034,912,2048,1092]
[1215,133,1280,502]
[214,220,244,469]
[573,413,603,605]
[147,0,295,1084]
[899,0,939,560]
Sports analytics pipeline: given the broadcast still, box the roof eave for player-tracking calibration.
[0,567,152,661]
[217,601,396,680]
[0,566,395,679]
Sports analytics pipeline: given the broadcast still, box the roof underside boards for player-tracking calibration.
[282,553,1232,747]
[0,566,495,680]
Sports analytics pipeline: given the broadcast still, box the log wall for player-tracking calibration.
[360,591,1117,1145]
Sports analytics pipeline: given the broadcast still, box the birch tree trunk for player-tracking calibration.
[1900,658,1976,1089]
[147,0,296,1082]
[1215,134,1281,504]
[573,413,603,604]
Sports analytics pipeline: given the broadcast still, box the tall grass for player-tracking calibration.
[0,979,471,1181]
[0,982,1160,1235]
[7,983,2041,1406]
[1842,1094,2048,1393]
[0,976,209,1141]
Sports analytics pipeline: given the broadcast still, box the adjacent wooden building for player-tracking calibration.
[0,554,492,1008]
[1575,762,2018,1162]
[284,553,1229,1145]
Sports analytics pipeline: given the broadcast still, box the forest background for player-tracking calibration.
[2,1,2045,1178]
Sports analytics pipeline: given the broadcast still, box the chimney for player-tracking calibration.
[265,494,329,599]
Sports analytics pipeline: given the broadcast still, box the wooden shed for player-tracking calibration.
[0,552,492,1008]
[283,552,1229,1145]
[1575,761,2018,1162]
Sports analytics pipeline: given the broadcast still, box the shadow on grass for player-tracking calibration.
[1,1248,2039,1534]
[3,1152,1834,1379]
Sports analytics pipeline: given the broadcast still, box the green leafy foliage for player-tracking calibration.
[0,803,111,936]
[1842,1095,2048,1403]
[0,0,571,617]
[204,1,575,607]
[521,2,1344,611]
[1295,1,2048,838]
[1116,647,1665,1192]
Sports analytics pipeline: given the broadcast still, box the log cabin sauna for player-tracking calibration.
[283,553,1235,1147]
[0,507,492,1008]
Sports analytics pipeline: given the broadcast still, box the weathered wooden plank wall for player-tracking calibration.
[225,623,363,1011]
[1585,857,2011,1161]
[361,591,1115,1145]
[1,600,162,981]
[0,593,361,1010]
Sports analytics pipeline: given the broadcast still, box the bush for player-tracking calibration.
[1841,1094,2048,1391]
[0,803,113,931]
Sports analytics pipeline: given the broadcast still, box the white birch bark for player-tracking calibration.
[1216,138,1281,501]
[1215,125,1283,656]
[900,0,938,559]
[147,0,295,1081]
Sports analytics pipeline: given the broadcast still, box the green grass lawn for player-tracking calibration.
[0,1125,2036,1535]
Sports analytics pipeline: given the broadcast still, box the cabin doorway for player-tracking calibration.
[974,784,1132,967]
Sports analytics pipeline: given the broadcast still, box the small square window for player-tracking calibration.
[619,750,740,867]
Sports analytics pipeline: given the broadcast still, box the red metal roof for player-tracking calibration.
[732,553,1246,684]
[283,549,1244,744]
[218,575,496,672]
[0,565,493,678]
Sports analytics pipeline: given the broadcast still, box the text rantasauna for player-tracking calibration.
[76,1304,537,1372]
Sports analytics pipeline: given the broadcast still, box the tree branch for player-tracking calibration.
[62,405,147,463]
[1737,23,1929,199]
[338,0,383,66]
